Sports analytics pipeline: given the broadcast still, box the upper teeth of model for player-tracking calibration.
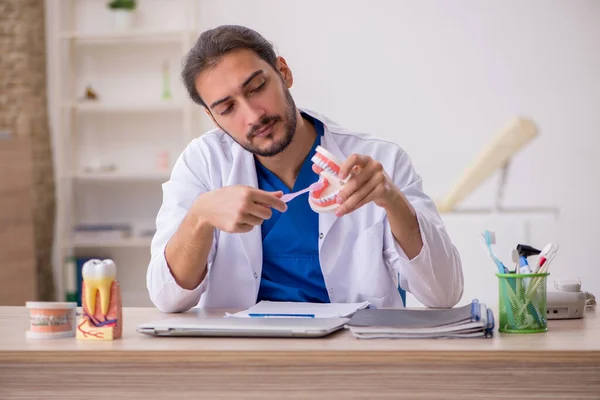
[82,259,116,316]
[314,158,338,176]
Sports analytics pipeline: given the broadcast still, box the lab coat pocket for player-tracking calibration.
[353,219,390,298]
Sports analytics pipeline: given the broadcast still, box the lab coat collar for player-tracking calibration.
[226,108,348,273]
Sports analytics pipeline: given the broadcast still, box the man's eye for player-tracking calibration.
[220,104,234,115]
[251,81,265,92]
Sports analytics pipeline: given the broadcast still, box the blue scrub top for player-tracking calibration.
[254,113,330,303]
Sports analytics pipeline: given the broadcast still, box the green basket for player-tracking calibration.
[496,272,549,333]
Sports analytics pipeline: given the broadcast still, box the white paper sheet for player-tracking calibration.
[225,301,370,318]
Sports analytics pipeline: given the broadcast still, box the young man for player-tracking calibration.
[147,25,463,313]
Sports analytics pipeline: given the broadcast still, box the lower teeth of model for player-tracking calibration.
[318,193,337,204]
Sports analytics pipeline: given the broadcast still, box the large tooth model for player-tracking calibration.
[76,258,123,341]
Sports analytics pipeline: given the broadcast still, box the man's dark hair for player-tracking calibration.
[181,25,278,108]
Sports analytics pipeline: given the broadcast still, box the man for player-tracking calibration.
[147,25,463,313]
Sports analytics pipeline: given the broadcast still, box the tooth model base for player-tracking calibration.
[76,259,123,341]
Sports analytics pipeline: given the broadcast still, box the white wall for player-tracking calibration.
[45,0,600,306]
[196,0,600,305]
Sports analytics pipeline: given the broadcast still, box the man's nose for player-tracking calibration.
[240,100,265,127]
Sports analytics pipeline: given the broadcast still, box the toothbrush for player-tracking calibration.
[533,243,558,273]
[520,243,559,316]
[510,249,521,273]
[280,181,324,203]
[480,230,507,273]
[481,230,518,327]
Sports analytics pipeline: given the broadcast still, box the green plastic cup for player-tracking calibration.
[496,272,549,333]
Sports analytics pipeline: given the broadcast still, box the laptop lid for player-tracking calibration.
[137,317,349,338]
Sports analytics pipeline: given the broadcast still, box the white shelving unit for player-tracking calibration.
[63,101,186,112]
[47,0,207,306]
[66,236,153,249]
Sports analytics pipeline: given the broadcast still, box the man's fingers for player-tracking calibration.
[336,176,379,217]
[247,202,273,220]
[339,154,370,180]
[240,213,264,227]
[235,223,255,233]
[252,189,287,212]
[340,195,372,217]
[337,162,376,201]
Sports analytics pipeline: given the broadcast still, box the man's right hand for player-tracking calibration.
[194,185,287,233]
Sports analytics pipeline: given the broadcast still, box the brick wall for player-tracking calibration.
[0,0,56,301]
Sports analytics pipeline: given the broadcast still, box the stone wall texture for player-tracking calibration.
[0,0,56,301]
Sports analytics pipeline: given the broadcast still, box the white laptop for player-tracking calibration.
[137,316,349,338]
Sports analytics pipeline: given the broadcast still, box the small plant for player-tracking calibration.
[107,0,136,10]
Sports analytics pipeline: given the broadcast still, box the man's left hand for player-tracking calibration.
[331,154,400,217]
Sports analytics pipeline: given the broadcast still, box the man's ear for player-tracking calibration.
[276,56,293,88]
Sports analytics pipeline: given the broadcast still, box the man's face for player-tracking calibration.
[195,48,297,157]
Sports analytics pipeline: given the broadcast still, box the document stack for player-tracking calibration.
[346,299,494,339]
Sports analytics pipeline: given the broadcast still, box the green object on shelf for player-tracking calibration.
[496,272,549,333]
[107,0,136,10]
[162,60,172,100]
[64,256,78,304]
[65,292,78,303]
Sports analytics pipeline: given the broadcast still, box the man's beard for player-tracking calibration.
[216,84,297,157]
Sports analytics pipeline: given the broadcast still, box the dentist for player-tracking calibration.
[147,25,464,313]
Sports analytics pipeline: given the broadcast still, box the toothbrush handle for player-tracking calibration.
[281,187,310,203]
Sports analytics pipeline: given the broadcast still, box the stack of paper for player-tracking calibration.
[226,300,370,318]
[346,299,494,339]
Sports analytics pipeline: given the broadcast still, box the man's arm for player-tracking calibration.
[380,152,464,308]
[147,140,217,313]
[335,150,464,308]
[379,188,423,260]
[147,140,287,313]
[164,207,214,291]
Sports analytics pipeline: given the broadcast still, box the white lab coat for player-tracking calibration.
[147,109,463,312]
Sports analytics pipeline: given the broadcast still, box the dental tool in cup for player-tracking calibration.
[515,243,559,319]
[482,230,518,327]
[516,244,542,274]
[533,243,559,273]
[480,230,507,274]
[512,244,542,289]
[524,243,559,299]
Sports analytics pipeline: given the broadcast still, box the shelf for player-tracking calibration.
[60,30,191,45]
[68,237,153,249]
[72,171,170,182]
[64,101,185,113]
[50,0,198,304]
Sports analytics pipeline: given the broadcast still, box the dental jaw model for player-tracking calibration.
[309,146,346,213]
[76,259,123,341]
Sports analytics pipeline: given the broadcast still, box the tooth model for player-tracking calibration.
[76,259,123,341]
[309,146,346,213]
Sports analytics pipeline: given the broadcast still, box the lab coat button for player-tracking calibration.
[319,233,324,239]
[329,288,333,294]
[253,272,258,279]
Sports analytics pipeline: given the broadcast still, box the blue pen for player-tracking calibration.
[249,313,315,318]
